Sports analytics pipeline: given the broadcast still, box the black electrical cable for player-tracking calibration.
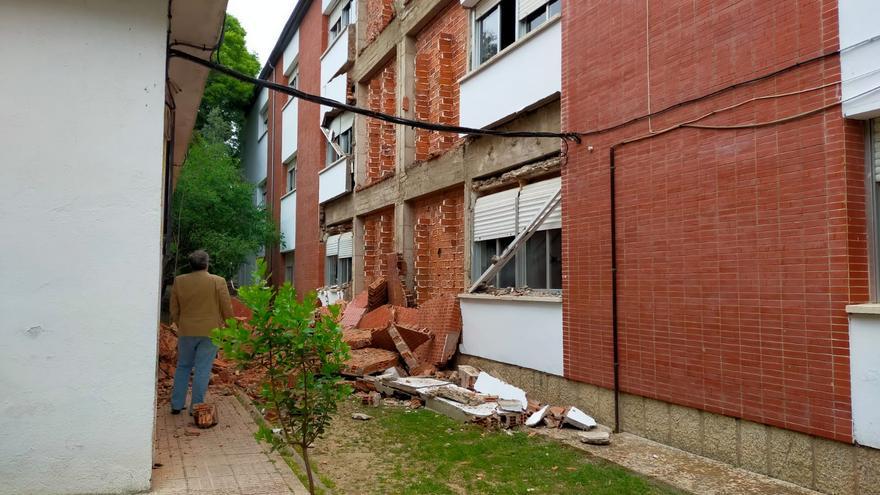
[168,48,583,143]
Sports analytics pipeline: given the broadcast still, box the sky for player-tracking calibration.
[226,0,297,66]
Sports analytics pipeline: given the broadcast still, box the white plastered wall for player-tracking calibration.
[0,1,167,493]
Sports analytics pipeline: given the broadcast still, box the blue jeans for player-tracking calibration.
[171,336,218,412]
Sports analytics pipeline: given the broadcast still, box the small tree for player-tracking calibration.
[213,260,351,494]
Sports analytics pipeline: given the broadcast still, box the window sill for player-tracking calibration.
[458,292,562,303]
[460,14,561,86]
[281,188,297,200]
[846,303,880,315]
[321,24,350,62]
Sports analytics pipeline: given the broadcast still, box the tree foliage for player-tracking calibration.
[168,14,274,281]
[196,14,262,148]
[212,260,351,494]
[170,109,278,280]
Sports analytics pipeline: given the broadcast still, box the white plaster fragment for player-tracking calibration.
[563,406,597,430]
[473,372,527,409]
[526,405,549,427]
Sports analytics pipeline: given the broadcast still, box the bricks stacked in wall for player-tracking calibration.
[561,0,862,443]
[364,0,395,46]
[366,60,397,184]
[362,208,395,286]
[413,2,467,162]
[412,188,464,304]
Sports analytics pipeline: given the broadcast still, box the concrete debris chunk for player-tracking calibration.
[386,377,450,395]
[579,430,611,445]
[425,396,497,423]
[351,413,373,421]
[425,384,491,406]
[457,365,480,390]
[497,399,524,412]
[562,406,597,430]
[474,372,527,410]
[525,405,549,427]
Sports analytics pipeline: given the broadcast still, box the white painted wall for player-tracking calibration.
[280,192,297,252]
[243,89,269,188]
[282,99,298,162]
[460,18,561,129]
[0,1,167,493]
[322,74,348,118]
[459,295,563,375]
[319,157,350,203]
[849,312,880,449]
[839,0,880,119]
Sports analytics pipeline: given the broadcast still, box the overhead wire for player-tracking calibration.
[167,48,583,143]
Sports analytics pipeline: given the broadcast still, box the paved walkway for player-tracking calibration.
[151,393,308,494]
[538,428,820,495]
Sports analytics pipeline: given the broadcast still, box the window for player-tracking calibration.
[328,0,352,43]
[325,232,353,286]
[286,161,296,193]
[471,177,562,291]
[258,179,268,207]
[258,104,269,138]
[521,0,560,34]
[327,127,353,165]
[475,0,516,66]
[285,254,295,284]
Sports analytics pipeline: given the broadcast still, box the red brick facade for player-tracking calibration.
[362,208,395,286]
[413,2,467,162]
[265,0,325,296]
[412,188,465,304]
[562,0,864,442]
[366,61,397,184]
[364,0,395,45]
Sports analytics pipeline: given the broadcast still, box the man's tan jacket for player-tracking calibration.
[170,270,234,337]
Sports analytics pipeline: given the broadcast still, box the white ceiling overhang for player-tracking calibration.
[166,0,228,182]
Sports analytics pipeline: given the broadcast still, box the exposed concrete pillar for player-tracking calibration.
[462,179,476,289]
[354,81,369,188]
[395,201,415,289]
[352,215,366,294]
[396,35,416,171]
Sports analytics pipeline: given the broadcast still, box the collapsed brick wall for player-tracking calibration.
[412,188,464,305]
[562,0,862,443]
[362,208,395,286]
[413,2,467,162]
[366,60,397,184]
[364,0,395,46]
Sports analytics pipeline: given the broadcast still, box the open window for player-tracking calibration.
[286,159,297,193]
[328,0,353,44]
[471,177,562,292]
[520,0,561,35]
[474,0,516,67]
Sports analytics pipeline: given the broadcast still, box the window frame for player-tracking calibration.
[471,228,561,292]
[328,0,352,44]
[472,0,517,69]
[520,0,561,35]
[866,118,880,301]
[286,160,297,193]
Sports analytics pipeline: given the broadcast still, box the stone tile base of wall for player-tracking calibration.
[455,354,880,495]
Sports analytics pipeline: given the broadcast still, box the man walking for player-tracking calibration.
[169,250,234,414]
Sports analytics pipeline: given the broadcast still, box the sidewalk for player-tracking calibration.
[151,393,309,495]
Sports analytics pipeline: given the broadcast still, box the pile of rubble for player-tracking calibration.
[338,257,462,378]
[350,364,612,446]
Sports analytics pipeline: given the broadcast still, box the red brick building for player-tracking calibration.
[242,1,880,492]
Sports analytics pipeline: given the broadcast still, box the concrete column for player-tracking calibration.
[352,215,366,294]
[462,179,476,289]
[395,201,415,289]
[354,81,369,188]
[396,35,416,171]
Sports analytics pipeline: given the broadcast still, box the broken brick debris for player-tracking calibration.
[367,277,388,310]
[193,403,218,429]
[342,328,372,349]
[343,348,400,376]
[388,324,419,370]
[425,384,492,406]
[385,253,408,307]
[357,305,393,330]
[457,365,479,390]
[339,305,367,328]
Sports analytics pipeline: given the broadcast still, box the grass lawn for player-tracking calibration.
[308,398,684,495]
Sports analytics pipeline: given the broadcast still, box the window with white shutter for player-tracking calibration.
[471,177,562,291]
[324,232,353,286]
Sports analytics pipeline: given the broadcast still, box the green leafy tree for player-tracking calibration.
[213,260,352,494]
[169,108,279,280]
[197,14,261,150]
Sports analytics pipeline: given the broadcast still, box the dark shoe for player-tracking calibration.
[171,408,182,415]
